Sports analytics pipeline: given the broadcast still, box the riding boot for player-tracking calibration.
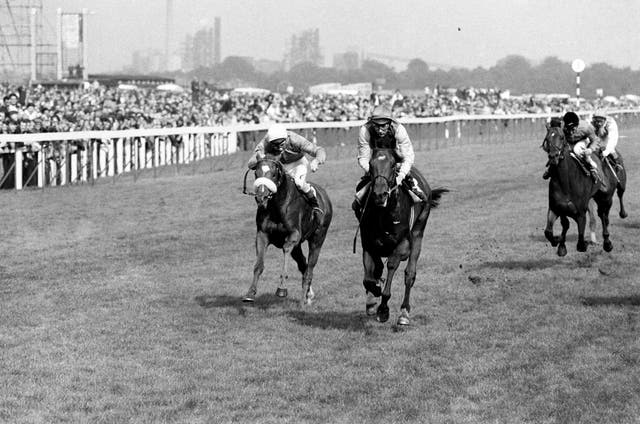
[585,153,600,183]
[404,176,429,203]
[304,187,324,219]
[612,154,624,171]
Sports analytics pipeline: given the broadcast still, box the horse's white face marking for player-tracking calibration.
[376,155,386,161]
[261,164,270,174]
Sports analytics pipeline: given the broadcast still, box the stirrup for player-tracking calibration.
[312,206,324,217]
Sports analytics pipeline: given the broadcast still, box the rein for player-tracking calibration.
[352,172,398,254]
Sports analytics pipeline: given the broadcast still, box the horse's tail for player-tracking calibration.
[429,187,449,209]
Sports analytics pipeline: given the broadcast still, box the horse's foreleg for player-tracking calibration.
[276,248,290,298]
[597,200,614,252]
[576,213,588,252]
[377,242,406,323]
[244,232,269,302]
[362,250,382,298]
[398,237,423,326]
[558,216,570,256]
[544,209,560,246]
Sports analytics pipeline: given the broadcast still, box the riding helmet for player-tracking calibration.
[562,111,580,129]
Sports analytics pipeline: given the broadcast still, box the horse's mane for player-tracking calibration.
[371,147,401,164]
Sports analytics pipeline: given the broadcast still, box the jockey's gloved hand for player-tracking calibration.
[316,148,327,165]
[395,174,405,186]
[310,159,319,172]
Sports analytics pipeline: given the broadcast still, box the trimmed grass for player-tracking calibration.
[1,130,640,423]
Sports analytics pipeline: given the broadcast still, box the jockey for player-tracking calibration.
[247,123,327,218]
[352,104,427,214]
[543,111,601,181]
[592,109,623,170]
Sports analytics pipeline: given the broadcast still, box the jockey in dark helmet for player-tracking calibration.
[247,123,327,219]
[352,104,428,215]
[543,111,601,181]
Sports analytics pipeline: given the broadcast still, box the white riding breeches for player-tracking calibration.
[283,156,311,193]
[573,141,597,167]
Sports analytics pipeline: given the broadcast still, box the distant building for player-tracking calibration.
[131,49,165,73]
[333,51,360,71]
[284,28,323,70]
[180,17,222,71]
[254,58,282,74]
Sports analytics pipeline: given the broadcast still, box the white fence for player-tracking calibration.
[1,110,638,190]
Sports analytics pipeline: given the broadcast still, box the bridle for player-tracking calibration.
[543,127,567,165]
[243,157,283,201]
[371,173,398,199]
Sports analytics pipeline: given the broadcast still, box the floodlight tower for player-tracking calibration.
[0,0,55,82]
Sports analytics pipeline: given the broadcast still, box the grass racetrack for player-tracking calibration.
[2,129,640,423]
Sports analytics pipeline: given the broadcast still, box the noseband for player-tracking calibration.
[252,158,283,201]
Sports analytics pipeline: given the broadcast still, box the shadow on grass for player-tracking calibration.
[617,220,640,229]
[581,295,640,307]
[194,294,297,312]
[484,258,560,270]
[287,310,367,331]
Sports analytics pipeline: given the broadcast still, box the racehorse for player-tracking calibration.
[541,119,626,256]
[243,155,332,306]
[358,148,448,326]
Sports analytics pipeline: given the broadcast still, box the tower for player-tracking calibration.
[0,0,56,82]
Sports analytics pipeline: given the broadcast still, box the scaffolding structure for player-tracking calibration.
[0,0,56,82]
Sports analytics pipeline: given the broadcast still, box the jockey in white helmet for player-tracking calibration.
[248,123,327,218]
[592,109,623,170]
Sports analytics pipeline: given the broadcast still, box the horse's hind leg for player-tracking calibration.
[587,200,598,244]
[300,241,323,306]
[244,231,269,302]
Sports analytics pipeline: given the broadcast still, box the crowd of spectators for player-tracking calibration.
[2,82,639,137]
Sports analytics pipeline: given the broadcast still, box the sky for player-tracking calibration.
[42,0,640,73]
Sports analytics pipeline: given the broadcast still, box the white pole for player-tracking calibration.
[56,8,62,80]
[30,8,37,83]
[576,73,581,108]
[15,149,23,190]
[81,9,88,80]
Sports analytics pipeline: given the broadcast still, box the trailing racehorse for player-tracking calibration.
[541,120,626,256]
[243,156,332,305]
[357,147,447,326]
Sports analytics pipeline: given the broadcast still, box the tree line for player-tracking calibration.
[175,54,640,98]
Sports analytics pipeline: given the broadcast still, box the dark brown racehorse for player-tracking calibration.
[243,156,332,305]
[541,120,626,256]
[358,148,447,326]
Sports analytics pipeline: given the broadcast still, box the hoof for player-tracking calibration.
[603,239,613,252]
[557,244,567,257]
[397,316,410,326]
[366,303,377,316]
[620,211,628,219]
[577,241,588,252]
[242,295,255,303]
[376,305,389,323]
[275,287,288,298]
